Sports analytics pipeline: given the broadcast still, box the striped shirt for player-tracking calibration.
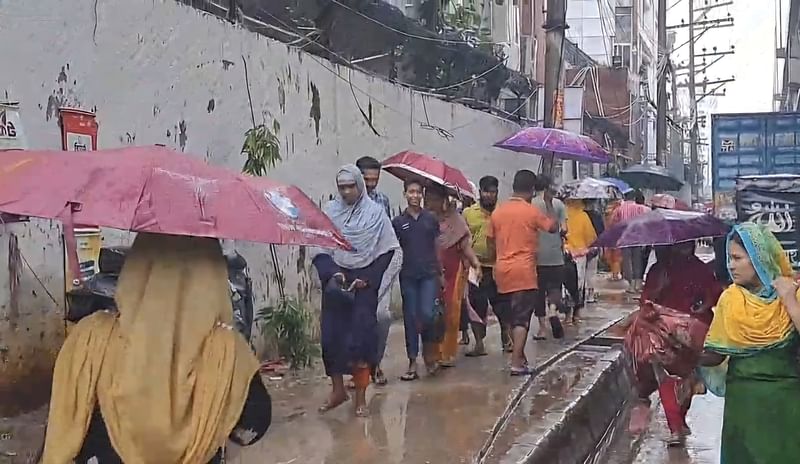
[612,201,650,223]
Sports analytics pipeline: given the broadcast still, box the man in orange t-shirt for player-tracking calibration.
[487,169,557,375]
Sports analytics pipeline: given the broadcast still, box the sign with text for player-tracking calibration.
[736,188,800,269]
[59,107,98,151]
[0,102,27,150]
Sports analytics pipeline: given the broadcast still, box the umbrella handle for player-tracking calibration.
[59,203,83,289]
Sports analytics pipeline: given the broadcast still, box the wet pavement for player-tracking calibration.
[603,390,724,464]
[228,292,635,464]
[0,278,635,464]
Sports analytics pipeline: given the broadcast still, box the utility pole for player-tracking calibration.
[541,0,567,175]
[688,0,699,201]
[656,0,668,166]
[674,0,735,201]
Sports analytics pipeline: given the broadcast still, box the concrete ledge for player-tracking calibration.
[482,346,632,464]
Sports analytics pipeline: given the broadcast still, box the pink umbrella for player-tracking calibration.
[0,146,349,248]
[381,150,475,200]
[494,127,612,163]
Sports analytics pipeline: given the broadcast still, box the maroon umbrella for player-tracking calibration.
[494,127,612,163]
[592,209,730,249]
[0,146,350,266]
[382,150,475,200]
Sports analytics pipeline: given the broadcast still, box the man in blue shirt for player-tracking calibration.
[392,178,442,380]
[356,156,395,386]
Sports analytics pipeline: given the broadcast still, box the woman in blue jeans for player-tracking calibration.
[392,179,444,380]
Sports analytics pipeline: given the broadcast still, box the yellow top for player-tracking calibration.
[43,233,259,464]
[463,203,493,266]
[564,199,597,252]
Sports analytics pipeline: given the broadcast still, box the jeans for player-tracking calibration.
[399,274,439,360]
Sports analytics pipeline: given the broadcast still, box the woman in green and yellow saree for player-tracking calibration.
[700,223,800,463]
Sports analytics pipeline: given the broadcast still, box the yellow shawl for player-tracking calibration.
[43,233,259,464]
[565,199,597,252]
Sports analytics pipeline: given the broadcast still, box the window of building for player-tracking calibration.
[615,6,633,45]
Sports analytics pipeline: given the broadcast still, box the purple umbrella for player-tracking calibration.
[592,209,730,249]
[494,127,612,163]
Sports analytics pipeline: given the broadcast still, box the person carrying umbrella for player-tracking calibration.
[42,234,271,463]
[314,165,401,417]
[625,241,723,445]
[424,183,482,368]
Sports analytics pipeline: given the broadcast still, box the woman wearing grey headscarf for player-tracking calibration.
[313,165,400,417]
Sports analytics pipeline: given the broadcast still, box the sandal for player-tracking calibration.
[400,371,419,381]
[318,395,349,413]
[374,368,388,386]
[354,405,370,418]
[425,362,442,377]
[465,348,488,357]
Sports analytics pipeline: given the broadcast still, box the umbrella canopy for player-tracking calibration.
[592,209,730,249]
[601,177,633,194]
[619,164,684,191]
[650,193,691,211]
[381,150,475,200]
[494,127,612,163]
[558,178,622,200]
[0,146,349,249]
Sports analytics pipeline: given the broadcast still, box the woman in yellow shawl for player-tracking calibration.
[563,199,598,323]
[700,223,800,463]
[42,233,270,464]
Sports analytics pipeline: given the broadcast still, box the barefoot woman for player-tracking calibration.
[314,165,401,417]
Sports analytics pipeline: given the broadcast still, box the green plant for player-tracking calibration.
[257,297,320,370]
[241,119,281,176]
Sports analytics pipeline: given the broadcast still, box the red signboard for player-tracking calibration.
[59,107,98,151]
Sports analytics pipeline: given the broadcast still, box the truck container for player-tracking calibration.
[711,112,800,219]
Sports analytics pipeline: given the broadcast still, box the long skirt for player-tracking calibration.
[439,245,466,364]
[720,344,800,463]
[314,252,393,376]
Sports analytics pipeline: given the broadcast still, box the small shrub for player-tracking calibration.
[257,297,319,370]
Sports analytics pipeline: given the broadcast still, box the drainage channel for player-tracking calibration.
[474,317,629,464]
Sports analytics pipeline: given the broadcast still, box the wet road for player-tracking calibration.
[227,298,634,464]
[604,393,724,464]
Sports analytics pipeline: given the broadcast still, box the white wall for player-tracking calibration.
[0,0,533,423]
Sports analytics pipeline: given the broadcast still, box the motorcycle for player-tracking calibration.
[66,246,255,344]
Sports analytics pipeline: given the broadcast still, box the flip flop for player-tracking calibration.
[374,369,388,386]
[400,371,419,381]
[318,396,349,413]
[355,406,370,418]
[465,348,488,357]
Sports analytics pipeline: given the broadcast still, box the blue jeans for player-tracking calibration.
[399,275,439,360]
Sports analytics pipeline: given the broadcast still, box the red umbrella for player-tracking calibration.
[381,150,475,200]
[0,146,349,250]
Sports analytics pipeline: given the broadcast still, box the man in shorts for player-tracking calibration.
[531,175,568,339]
[488,170,557,375]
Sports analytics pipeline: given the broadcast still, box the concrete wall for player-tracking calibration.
[0,0,532,427]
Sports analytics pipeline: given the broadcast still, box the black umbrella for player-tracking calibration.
[619,163,684,191]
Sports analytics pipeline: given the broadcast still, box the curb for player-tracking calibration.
[521,347,631,464]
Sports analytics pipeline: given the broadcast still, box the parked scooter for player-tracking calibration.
[66,246,255,344]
